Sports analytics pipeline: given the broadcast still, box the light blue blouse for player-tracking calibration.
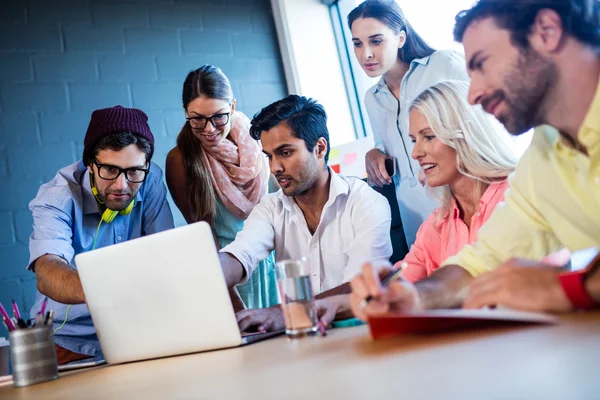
[364,50,470,246]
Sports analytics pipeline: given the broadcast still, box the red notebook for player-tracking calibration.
[367,309,557,340]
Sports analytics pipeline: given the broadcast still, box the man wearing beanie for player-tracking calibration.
[26,105,174,365]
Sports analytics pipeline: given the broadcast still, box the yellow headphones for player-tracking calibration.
[90,180,135,223]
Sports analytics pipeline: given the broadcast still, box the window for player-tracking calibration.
[271,0,358,147]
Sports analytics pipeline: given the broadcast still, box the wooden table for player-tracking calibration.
[2,312,599,399]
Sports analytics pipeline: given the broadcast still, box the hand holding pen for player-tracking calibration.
[349,262,420,321]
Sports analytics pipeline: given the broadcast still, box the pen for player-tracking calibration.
[317,320,327,337]
[0,302,16,331]
[359,262,407,309]
[34,313,44,327]
[39,297,49,315]
[17,319,27,329]
[1,316,11,332]
[12,299,22,320]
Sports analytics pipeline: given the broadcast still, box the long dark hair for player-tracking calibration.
[178,65,234,225]
[347,0,435,63]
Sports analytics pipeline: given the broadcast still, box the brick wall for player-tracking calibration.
[0,0,287,337]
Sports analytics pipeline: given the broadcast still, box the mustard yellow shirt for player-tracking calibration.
[443,81,600,277]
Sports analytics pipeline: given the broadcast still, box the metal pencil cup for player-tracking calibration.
[9,326,58,387]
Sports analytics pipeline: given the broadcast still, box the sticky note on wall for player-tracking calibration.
[343,152,357,165]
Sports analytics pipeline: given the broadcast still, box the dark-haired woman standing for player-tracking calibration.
[166,65,278,310]
[349,0,469,247]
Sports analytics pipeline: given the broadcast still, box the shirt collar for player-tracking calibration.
[450,180,507,220]
[578,77,600,152]
[82,163,145,215]
[278,168,349,212]
[374,77,387,94]
[411,54,431,67]
[547,77,600,156]
[479,180,506,206]
[373,54,431,95]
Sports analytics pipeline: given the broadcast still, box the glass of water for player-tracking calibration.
[275,258,318,338]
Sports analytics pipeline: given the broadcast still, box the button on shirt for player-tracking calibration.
[27,161,174,356]
[364,50,470,247]
[221,171,393,293]
[444,79,600,276]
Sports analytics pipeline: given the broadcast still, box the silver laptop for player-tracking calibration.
[75,221,282,364]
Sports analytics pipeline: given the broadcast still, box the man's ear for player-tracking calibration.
[528,8,566,55]
[87,163,94,175]
[315,137,328,160]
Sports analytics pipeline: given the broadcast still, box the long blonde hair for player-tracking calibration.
[409,80,518,222]
[178,65,234,225]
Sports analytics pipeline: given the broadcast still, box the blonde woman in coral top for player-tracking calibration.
[400,80,569,282]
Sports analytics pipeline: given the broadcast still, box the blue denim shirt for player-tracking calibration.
[364,50,470,246]
[27,160,174,357]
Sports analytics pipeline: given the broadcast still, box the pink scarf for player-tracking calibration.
[201,112,268,219]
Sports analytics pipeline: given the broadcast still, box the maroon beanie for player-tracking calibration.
[83,105,155,161]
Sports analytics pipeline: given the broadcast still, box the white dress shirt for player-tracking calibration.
[221,170,393,293]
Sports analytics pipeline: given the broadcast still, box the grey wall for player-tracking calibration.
[0,0,287,337]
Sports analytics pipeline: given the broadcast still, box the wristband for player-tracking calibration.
[558,270,597,309]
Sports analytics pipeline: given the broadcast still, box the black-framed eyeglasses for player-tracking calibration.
[186,112,231,129]
[93,160,149,183]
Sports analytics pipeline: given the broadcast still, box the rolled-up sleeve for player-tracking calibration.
[343,189,393,282]
[28,187,75,271]
[220,198,275,284]
[141,163,175,235]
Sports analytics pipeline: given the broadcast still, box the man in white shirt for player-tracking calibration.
[218,95,392,331]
